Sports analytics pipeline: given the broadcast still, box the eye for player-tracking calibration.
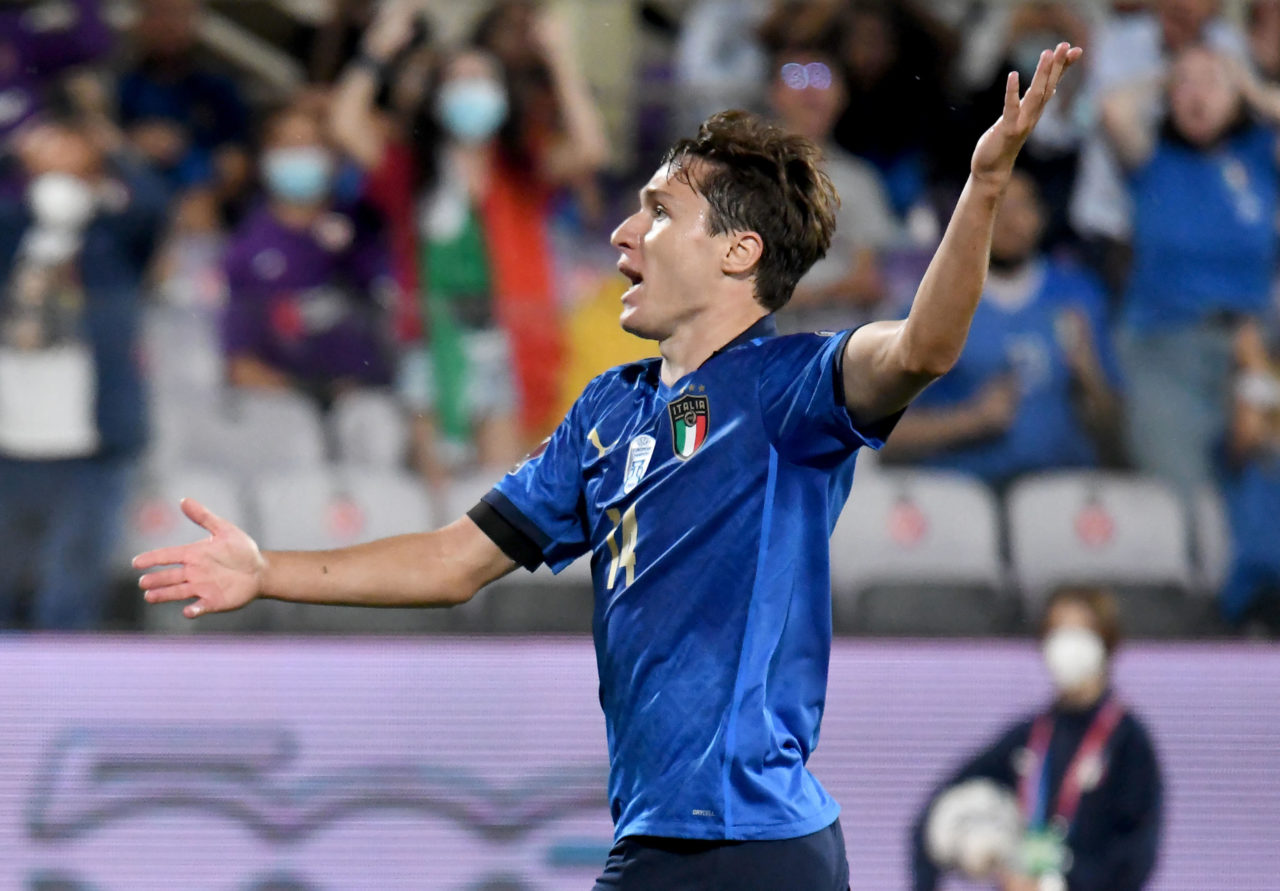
[652,204,668,219]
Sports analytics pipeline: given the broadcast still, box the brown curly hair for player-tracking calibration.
[661,110,840,312]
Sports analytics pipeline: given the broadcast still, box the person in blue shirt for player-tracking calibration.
[1217,318,1280,633]
[1101,46,1280,500]
[134,44,1083,889]
[117,0,251,210]
[883,168,1122,489]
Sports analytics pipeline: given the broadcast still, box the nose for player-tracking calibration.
[611,210,643,252]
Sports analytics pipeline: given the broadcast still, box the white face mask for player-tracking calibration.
[1042,626,1106,693]
[27,172,96,231]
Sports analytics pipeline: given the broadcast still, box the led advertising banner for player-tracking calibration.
[0,637,1275,890]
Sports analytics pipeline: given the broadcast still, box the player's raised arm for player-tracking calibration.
[840,42,1084,425]
[133,498,516,619]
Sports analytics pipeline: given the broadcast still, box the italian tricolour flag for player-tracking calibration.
[673,412,707,458]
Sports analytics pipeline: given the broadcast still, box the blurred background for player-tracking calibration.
[0,0,1278,888]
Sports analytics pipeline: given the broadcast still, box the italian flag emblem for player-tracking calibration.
[667,393,710,460]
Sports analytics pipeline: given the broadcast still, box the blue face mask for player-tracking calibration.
[436,78,509,144]
[262,147,333,204]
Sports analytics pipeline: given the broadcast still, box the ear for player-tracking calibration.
[721,230,763,278]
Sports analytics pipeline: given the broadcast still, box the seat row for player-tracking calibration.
[120,461,1227,638]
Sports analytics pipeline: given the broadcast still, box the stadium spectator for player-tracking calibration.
[0,116,166,629]
[117,0,252,222]
[943,2,1101,250]
[1247,0,1280,83]
[331,0,608,473]
[1102,46,1280,499]
[830,0,955,218]
[911,586,1163,891]
[671,0,772,139]
[221,103,394,408]
[0,0,114,145]
[1069,0,1248,295]
[1217,319,1280,635]
[768,44,898,333]
[882,169,1121,489]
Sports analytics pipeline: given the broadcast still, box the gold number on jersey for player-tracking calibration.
[605,505,638,590]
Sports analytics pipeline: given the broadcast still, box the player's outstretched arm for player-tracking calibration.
[840,42,1083,425]
[134,498,516,619]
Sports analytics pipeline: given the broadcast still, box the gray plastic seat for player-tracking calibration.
[1006,471,1199,637]
[830,470,1011,635]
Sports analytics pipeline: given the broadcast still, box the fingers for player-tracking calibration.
[140,580,211,619]
[1003,71,1020,124]
[132,544,193,570]
[140,580,197,605]
[1029,43,1084,115]
[141,579,212,619]
[180,497,224,535]
[139,567,185,590]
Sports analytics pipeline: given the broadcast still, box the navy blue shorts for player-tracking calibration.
[592,818,850,890]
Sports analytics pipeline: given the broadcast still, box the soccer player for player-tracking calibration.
[135,43,1082,890]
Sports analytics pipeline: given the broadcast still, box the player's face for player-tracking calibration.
[610,162,731,340]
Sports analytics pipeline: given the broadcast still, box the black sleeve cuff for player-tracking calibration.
[833,328,905,444]
[468,498,544,572]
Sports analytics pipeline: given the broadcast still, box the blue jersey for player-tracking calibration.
[470,316,895,842]
[912,259,1120,485]
[1125,125,1278,331]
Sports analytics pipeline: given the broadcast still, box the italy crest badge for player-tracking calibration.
[667,394,709,460]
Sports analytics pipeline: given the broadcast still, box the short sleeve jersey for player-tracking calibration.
[472,316,896,842]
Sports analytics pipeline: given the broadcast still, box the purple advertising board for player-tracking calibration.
[0,636,1275,889]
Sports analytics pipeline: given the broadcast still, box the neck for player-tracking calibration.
[658,303,768,385]
[1057,674,1108,711]
[271,200,325,229]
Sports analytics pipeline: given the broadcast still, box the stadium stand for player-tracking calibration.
[1006,471,1207,638]
[828,469,1013,636]
[329,389,410,469]
[250,464,457,632]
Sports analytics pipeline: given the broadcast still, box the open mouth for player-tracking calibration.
[618,261,643,288]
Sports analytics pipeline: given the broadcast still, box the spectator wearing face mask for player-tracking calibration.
[330,0,608,477]
[911,587,1164,891]
[221,104,394,407]
[881,170,1122,490]
[0,116,167,629]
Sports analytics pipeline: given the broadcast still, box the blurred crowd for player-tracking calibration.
[3,0,1280,636]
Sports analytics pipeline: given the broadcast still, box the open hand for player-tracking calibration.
[134,498,265,619]
[972,42,1083,186]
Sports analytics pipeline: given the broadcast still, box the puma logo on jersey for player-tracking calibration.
[588,427,618,458]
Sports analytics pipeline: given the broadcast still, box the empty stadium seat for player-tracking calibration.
[154,389,328,478]
[251,465,458,633]
[140,304,224,403]
[1006,471,1199,637]
[829,470,1012,635]
[329,389,409,469]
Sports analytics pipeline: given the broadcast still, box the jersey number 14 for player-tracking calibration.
[605,505,638,590]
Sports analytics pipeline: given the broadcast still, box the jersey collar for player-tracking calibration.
[711,314,777,358]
